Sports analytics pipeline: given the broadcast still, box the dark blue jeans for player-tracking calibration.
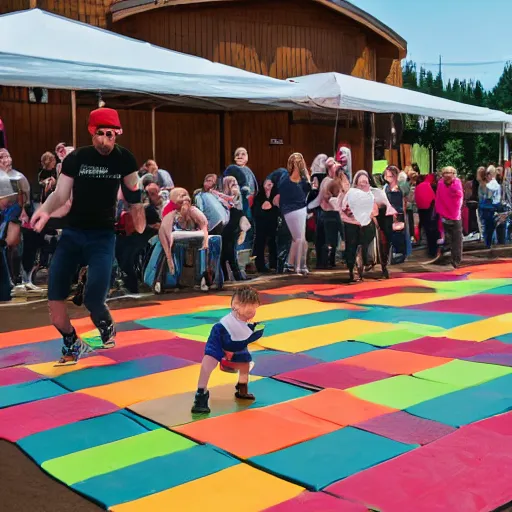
[48,228,115,321]
[0,248,11,302]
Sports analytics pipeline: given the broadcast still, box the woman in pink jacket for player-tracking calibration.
[435,167,464,268]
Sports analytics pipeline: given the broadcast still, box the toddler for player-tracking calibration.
[191,285,264,414]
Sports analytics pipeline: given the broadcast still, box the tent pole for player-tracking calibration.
[499,123,504,165]
[332,109,339,156]
[71,91,77,148]
[152,107,157,160]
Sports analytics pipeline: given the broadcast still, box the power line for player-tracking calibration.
[419,59,511,67]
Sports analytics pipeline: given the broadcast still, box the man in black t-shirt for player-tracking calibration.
[31,108,145,365]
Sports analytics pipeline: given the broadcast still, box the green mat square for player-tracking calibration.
[414,359,512,388]
[42,429,195,485]
[433,279,512,295]
[172,324,214,341]
[357,323,445,347]
[347,375,461,409]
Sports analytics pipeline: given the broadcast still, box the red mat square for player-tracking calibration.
[0,393,118,441]
[275,362,391,391]
[328,426,512,511]
[338,349,451,375]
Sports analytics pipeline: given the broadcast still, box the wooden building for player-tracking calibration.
[0,0,406,192]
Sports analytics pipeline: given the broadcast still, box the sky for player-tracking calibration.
[350,0,512,91]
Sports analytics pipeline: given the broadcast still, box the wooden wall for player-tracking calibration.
[0,0,30,15]
[32,0,112,27]
[114,0,389,81]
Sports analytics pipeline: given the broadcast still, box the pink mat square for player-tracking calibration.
[264,492,367,511]
[355,411,456,445]
[409,294,512,316]
[0,367,42,386]
[328,427,512,512]
[389,337,512,358]
[0,393,118,441]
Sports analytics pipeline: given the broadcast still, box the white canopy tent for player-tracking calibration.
[287,73,512,124]
[0,8,301,105]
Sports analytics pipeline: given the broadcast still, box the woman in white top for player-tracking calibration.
[340,171,378,282]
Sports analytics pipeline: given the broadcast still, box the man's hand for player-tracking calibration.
[262,200,272,210]
[202,237,209,251]
[167,256,175,275]
[31,209,50,233]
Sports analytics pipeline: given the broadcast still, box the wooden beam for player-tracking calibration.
[152,107,156,160]
[71,91,77,148]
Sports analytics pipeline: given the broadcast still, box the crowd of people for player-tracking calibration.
[1,110,511,305]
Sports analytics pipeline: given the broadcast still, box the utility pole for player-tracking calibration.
[439,55,442,77]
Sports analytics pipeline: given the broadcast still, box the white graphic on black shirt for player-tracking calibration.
[78,164,121,179]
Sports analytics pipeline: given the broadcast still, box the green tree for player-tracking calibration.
[433,70,444,97]
[402,60,418,90]
[445,79,453,99]
[437,139,467,171]
[489,62,512,113]
[474,80,485,106]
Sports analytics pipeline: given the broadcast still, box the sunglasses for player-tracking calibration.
[95,130,115,139]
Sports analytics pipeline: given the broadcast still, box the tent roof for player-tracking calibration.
[288,73,512,123]
[0,8,299,103]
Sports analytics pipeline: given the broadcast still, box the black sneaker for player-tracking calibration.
[96,320,116,349]
[191,390,211,414]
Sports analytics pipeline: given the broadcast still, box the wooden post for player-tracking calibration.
[222,112,232,171]
[152,107,156,160]
[71,90,77,148]
[30,0,37,8]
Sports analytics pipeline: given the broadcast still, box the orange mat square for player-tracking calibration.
[264,389,397,426]
[174,407,339,459]
[337,349,451,375]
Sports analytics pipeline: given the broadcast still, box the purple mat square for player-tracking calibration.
[251,353,322,377]
[0,339,62,369]
[115,321,150,333]
[463,353,512,367]
[389,337,512,358]
[275,361,391,391]
[355,410,456,445]
[108,337,206,364]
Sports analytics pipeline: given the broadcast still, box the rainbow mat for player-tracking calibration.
[3,264,512,510]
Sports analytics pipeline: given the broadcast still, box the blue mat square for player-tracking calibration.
[73,445,238,507]
[18,412,151,464]
[301,341,378,362]
[407,374,512,427]
[137,309,230,331]
[250,427,414,490]
[262,310,354,337]
[55,355,192,391]
[248,378,313,408]
[0,380,67,409]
